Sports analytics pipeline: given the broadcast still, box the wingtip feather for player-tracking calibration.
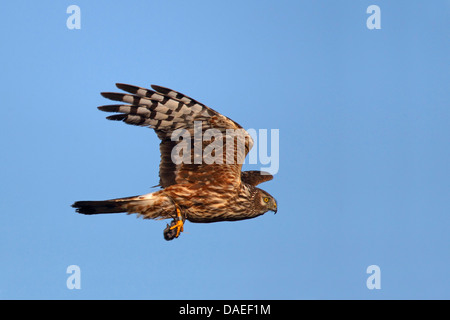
[106,114,127,121]
[116,83,137,93]
[151,84,171,94]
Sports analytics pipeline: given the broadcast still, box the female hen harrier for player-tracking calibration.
[72,83,277,240]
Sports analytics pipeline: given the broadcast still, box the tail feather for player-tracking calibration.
[72,195,139,215]
[72,192,175,220]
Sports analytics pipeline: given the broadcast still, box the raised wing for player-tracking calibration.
[99,83,254,189]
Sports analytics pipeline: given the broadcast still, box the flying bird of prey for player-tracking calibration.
[72,83,277,240]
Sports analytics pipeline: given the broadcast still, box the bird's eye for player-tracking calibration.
[263,197,269,203]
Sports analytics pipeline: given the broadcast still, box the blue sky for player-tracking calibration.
[0,1,449,299]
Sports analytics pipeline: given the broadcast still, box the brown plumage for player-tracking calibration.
[72,83,277,240]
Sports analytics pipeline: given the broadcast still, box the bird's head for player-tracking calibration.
[256,189,278,214]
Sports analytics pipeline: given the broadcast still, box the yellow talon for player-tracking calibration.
[169,219,184,238]
[169,206,184,238]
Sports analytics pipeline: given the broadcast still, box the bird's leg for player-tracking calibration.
[164,201,186,241]
[167,204,185,239]
[163,198,186,241]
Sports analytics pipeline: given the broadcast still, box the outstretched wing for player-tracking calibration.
[99,83,254,189]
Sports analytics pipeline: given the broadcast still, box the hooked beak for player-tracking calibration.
[270,199,278,214]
